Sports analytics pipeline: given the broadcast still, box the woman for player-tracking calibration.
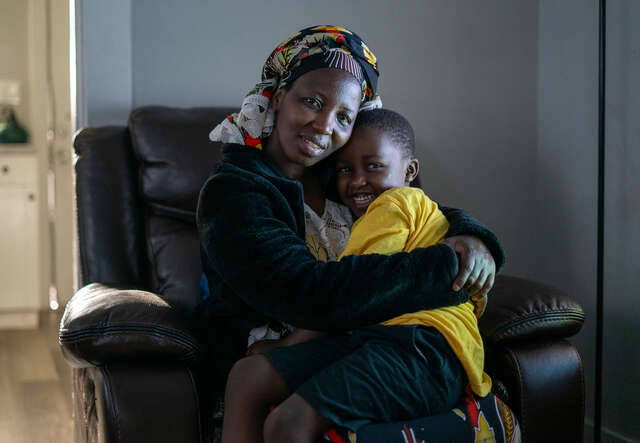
[196,25,503,439]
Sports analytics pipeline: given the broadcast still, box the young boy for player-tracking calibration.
[221,109,491,443]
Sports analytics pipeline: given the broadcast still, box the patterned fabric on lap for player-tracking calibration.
[324,390,521,443]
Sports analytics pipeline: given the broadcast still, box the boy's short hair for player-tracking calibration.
[354,108,415,158]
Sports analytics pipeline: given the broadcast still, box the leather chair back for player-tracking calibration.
[75,106,236,312]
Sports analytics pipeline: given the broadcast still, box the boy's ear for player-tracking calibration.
[404,158,420,185]
[272,88,286,112]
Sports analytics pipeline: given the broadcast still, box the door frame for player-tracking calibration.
[27,0,75,309]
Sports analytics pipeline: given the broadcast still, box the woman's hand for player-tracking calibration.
[443,235,496,302]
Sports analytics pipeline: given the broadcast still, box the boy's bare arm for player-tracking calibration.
[471,293,488,318]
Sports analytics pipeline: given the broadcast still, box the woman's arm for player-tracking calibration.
[197,171,467,332]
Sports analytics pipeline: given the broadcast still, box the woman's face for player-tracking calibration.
[267,68,362,179]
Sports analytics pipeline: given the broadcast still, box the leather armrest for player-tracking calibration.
[59,283,203,368]
[479,275,584,343]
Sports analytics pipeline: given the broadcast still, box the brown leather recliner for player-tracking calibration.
[59,106,585,442]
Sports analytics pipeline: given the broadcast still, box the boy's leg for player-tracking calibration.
[221,354,289,443]
[263,393,334,443]
[222,334,354,443]
[255,334,356,442]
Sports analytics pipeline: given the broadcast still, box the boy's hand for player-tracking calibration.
[444,235,496,300]
[471,293,488,318]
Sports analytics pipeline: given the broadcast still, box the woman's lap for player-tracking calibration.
[263,324,466,432]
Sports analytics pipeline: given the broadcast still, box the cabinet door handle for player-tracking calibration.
[1,165,8,174]
[28,193,35,201]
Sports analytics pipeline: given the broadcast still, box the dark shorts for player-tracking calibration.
[262,324,467,432]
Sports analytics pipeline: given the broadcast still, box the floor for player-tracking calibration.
[0,311,73,442]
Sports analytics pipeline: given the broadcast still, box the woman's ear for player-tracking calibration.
[272,88,286,112]
[404,158,420,185]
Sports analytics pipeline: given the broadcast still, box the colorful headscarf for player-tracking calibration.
[209,25,382,149]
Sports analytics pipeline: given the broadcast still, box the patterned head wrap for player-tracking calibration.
[210,25,382,149]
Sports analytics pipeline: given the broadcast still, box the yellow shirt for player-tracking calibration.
[338,187,492,397]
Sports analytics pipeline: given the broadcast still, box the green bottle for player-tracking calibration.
[0,108,29,143]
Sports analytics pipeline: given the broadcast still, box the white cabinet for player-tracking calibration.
[0,149,39,328]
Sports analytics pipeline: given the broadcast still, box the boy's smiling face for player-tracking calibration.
[336,125,419,218]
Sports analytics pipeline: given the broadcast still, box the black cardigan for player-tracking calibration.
[196,144,504,384]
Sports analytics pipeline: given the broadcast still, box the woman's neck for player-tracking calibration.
[263,135,305,180]
[263,135,325,213]
[301,171,325,215]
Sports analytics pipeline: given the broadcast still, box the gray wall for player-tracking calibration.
[78,0,132,126]
[537,2,640,441]
[128,0,540,280]
[79,0,640,440]
[602,1,640,440]
[536,0,599,438]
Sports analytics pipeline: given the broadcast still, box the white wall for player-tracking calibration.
[0,0,29,126]
[1,0,74,308]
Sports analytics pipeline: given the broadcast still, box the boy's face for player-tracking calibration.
[336,126,419,218]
